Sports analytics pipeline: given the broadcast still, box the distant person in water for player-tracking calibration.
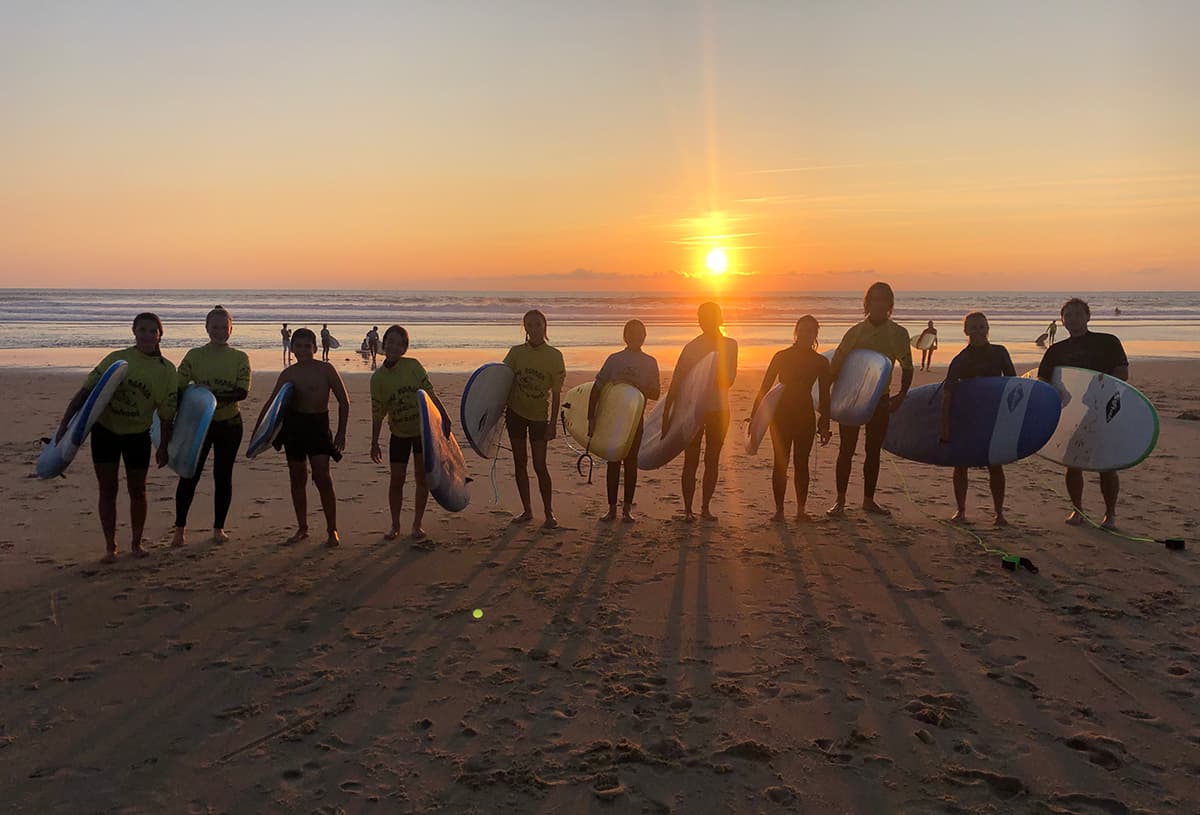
[171,306,252,548]
[367,326,380,368]
[1037,297,1129,529]
[940,312,1015,526]
[370,325,452,541]
[590,319,661,523]
[281,323,292,366]
[255,328,350,548]
[503,310,566,528]
[320,324,332,362]
[664,302,738,521]
[752,316,832,522]
[56,313,178,563]
[828,282,914,517]
[916,320,938,371]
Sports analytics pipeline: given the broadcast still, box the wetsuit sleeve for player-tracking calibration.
[1104,335,1128,374]
[830,324,858,375]
[816,355,832,420]
[594,354,614,386]
[998,346,1016,378]
[1036,343,1059,382]
[646,357,662,400]
[895,325,914,372]
[944,352,964,391]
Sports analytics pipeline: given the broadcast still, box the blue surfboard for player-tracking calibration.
[151,385,218,479]
[36,360,129,479]
[883,376,1061,467]
[246,382,294,458]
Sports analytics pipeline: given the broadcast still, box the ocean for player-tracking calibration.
[0,289,1197,372]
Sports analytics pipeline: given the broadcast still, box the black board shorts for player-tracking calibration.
[277,411,343,462]
[506,408,548,444]
[389,434,424,465]
[91,423,152,470]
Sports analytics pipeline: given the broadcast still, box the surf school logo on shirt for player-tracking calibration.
[1105,392,1121,423]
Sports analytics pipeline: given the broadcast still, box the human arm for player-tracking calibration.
[547,387,561,441]
[329,365,350,452]
[55,387,90,444]
[587,380,602,437]
[817,359,832,443]
[751,353,781,419]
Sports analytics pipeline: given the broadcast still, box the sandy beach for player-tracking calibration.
[1,361,1198,814]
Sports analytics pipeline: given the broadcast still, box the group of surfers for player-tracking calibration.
[54,283,1129,563]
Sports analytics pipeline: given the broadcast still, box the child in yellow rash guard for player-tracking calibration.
[369,325,451,541]
[502,309,565,529]
[55,313,177,564]
[171,305,252,548]
[828,282,914,518]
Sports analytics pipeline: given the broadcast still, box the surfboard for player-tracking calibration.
[745,383,785,455]
[1023,367,1159,471]
[883,376,1061,467]
[817,349,893,426]
[461,363,515,458]
[638,352,719,470]
[561,382,646,461]
[911,332,936,351]
[36,360,128,479]
[245,382,294,458]
[328,335,340,349]
[419,390,470,511]
[151,385,218,478]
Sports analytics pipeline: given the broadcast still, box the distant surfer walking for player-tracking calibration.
[503,310,566,529]
[663,302,738,522]
[828,282,914,517]
[590,319,661,523]
[751,316,831,522]
[281,323,292,366]
[367,326,380,368]
[916,320,938,371]
[940,311,1015,526]
[320,324,332,362]
[1037,298,1129,529]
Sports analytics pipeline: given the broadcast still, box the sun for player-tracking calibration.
[705,247,728,275]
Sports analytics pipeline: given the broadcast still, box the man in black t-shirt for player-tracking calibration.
[1037,297,1129,529]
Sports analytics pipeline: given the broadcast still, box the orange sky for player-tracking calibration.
[2,3,1198,291]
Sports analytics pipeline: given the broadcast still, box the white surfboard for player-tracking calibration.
[151,385,218,479]
[419,390,470,512]
[328,335,340,350]
[461,363,515,459]
[638,352,719,470]
[246,382,294,458]
[911,332,936,351]
[814,349,893,426]
[561,382,646,462]
[1023,367,1159,471]
[37,361,129,479]
[745,383,785,455]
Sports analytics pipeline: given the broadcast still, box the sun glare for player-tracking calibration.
[706,247,728,275]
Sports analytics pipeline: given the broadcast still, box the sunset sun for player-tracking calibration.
[706,247,728,275]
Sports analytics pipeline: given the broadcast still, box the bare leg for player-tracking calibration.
[989,465,1007,525]
[1099,470,1119,529]
[95,461,120,561]
[700,415,727,520]
[286,459,310,542]
[1065,467,1085,525]
[387,460,405,539]
[951,466,968,522]
[793,424,815,521]
[309,455,338,546]
[830,423,858,515]
[681,435,701,521]
[509,431,533,522]
[126,468,149,555]
[770,427,790,521]
[411,453,429,539]
[531,439,557,528]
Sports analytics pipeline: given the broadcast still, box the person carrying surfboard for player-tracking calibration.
[663,301,738,522]
[828,282,914,517]
[940,311,1016,526]
[589,319,661,523]
[916,320,938,371]
[503,309,566,529]
[751,316,832,523]
[367,326,381,368]
[320,324,332,361]
[1037,297,1129,529]
[255,328,351,548]
[55,312,178,563]
[281,323,292,366]
[369,324,452,541]
[170,305,252,549]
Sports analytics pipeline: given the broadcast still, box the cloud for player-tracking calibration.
[507,267,673,283]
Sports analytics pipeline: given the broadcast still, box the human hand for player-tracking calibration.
[334,433,346,454]
[370,441,383,464]
[545,422,557,441]
[155,446,170,469]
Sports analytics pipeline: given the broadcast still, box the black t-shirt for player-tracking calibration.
[1037,331,1127,381]
[945,343,1015,391]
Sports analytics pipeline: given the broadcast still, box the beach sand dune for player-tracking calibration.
[1,363,1197,813]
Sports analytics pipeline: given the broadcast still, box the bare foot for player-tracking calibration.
[795,511,812,523]
[131,545,150,559]
[863,501,892,516]
[383,527,401,541]
[410,527,427,541]
[993,513,1009,527]
[542,515,560,530]
[700,509,718,522]
[511,510,534,524]
[621,510,637,523]
[683,510,696,522]
[771,509,786,523]
[1100,514,1117,530]
[600,507,617,522]
[950,510,967,524]
[1065,510,1085,526]
[826,503,846,517]
[325,530,340,548]
[101,550,118,564]
[171,527,186,548]
[212,528,230,544]
[285,527,310,545]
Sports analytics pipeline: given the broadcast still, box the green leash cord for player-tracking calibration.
[885,454,1039,574]
[1034,474,1187,551]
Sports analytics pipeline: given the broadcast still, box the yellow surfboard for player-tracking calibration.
[560,382,646,462]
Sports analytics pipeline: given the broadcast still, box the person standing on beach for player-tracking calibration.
[55,313,178,563]
[828,282,914,517]
[916,320,938,371]
[663,302,738,522]
[589,319,660,523]
[503,309,565,529]
[751,316,832,522]
[320,324,332,362]
[1037,297,1129,529]
[281,323,292,366]
[369,325,452,541]
[1047,319,1057,345]
[367,326,380,368]
[170,306,252,548]
[940,312,1015,526]
[255,328,350,547]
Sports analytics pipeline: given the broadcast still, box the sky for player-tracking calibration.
[2,1,1198,291]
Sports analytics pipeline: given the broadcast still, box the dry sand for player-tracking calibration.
[1,361,1198,814]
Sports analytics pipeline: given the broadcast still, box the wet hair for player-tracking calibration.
[697,302,723,330]
[794,315,820,350]
[623,319,646,344]
[291,327,317,347]
[963,311,988,328]
[1061,297,1090,319]
[862,282,895,315]
[523,309,548,341]
[206,305,232,327]
[382,324,409,349]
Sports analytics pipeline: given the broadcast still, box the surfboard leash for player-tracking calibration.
[1032,473,1186,552]
[885,454,1039,574]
